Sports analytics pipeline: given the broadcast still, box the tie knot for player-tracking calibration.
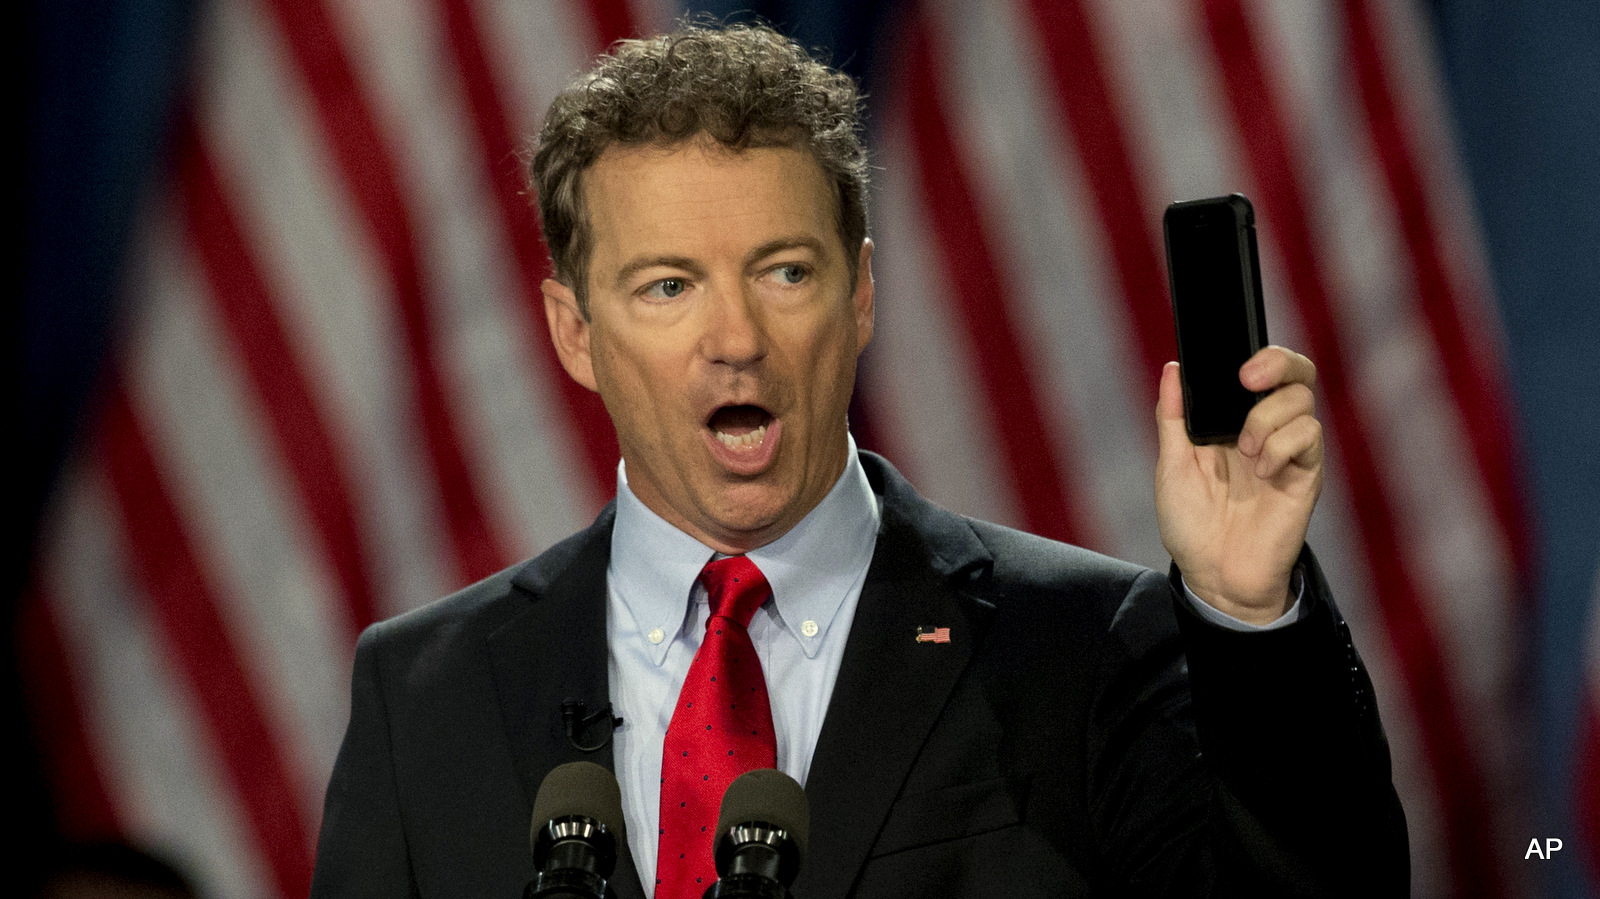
[698,556,770,628]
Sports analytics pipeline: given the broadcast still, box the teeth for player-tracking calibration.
[714,422,768,450]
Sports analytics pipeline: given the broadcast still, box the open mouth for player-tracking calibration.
[707,404,774,451]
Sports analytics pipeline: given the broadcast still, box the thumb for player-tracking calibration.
[1155,362,1193,473]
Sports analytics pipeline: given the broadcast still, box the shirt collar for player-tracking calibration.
[609,434,880,666]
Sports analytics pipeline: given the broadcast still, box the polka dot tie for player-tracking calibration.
[655,556,777,899]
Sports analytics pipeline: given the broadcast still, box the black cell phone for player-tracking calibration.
[1162,193,1269,445]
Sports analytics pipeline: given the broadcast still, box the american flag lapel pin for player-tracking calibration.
[915,626,951,644]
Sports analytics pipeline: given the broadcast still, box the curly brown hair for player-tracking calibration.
[529,21,869,317]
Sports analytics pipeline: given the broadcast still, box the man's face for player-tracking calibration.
[542,136,874,553]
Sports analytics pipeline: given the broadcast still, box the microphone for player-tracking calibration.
[702,769,809,899]
[525,761,627,899]
[561,699,622,752]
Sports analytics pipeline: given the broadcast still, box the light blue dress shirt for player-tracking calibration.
[602,435,1301,888]
[606,435,881,889]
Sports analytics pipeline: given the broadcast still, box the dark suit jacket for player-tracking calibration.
[311,452,1408,898]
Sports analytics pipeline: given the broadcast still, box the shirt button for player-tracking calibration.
[801,620,819,638]
[648,627,665,644]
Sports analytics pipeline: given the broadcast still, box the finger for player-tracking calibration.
[1241,345,1317,393]
[1155,362,1193,473]
[1253,414,1323,480]
[1238,382,1315,457]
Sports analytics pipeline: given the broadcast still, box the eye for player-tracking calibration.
[643,278,688,300]
[771,263,809,286]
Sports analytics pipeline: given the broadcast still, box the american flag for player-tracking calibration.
[17,0,1586,896]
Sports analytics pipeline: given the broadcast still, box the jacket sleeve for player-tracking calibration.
[1088,545,1409,897]
[311,621,421,898]
[1176,544,1409,896]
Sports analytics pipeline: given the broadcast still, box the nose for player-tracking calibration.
[700,283,767,368]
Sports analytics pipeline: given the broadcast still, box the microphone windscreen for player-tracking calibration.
[530,761,628,851]
[715,769,809,863]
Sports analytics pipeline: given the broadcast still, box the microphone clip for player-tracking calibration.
[562,699,623,752]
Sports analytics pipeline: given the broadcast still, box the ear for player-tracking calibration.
[852,238,876,353]
[542,278,598,392]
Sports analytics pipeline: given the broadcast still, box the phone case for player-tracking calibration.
[1162,193,1269,444]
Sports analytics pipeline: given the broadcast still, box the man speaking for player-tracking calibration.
[311,22,1407,898]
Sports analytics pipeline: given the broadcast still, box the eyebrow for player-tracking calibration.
[613,255,702,290]
[743,235,827,268]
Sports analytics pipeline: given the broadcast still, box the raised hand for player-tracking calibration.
[1154,347,1324,625]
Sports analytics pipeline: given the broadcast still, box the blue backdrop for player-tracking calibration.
[1429,3,1600,896]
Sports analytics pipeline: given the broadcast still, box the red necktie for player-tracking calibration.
[655,556,777,899]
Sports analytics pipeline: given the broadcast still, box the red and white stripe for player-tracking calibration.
[861,1,1527,896]
[21,1,1529,897]
[23,0,658,895]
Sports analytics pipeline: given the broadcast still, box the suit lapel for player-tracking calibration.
[486,505,649,899]
[795,455,993,899]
